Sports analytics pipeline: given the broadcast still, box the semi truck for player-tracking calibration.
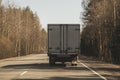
[48,24,80,65]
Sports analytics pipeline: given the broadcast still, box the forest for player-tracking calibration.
[0,0,119,64]
[81,0,120,64]
[0,0,47,59]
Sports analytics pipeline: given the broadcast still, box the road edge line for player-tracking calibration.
[20,71,28,76]
[78,61,107,80]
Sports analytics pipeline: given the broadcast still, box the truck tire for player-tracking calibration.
[49,56,55,65]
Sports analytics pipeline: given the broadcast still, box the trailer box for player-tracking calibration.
[48,24,80,65]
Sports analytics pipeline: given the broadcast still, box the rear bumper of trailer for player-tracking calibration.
[48,53,78,62]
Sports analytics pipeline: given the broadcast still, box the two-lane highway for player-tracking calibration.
[0,54,119,80]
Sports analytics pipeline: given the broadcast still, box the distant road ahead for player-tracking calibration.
[0,54,119,80]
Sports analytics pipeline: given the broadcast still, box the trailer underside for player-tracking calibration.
[48,53,78,65]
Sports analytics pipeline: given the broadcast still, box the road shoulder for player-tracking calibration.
[79,56,120,80]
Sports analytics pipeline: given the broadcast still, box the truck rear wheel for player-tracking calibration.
[49,56,55,65]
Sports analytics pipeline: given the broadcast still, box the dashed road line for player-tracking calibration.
[20,71,28,76]
[78,61,107,80]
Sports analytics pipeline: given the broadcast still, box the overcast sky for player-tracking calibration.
[3,0,83,30]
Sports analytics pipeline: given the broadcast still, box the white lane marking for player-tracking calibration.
[20,71,28,76]
[78,61,107,80]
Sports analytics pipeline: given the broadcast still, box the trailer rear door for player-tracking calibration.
[66,25,80,53]
[48,24,80,54]
[48,25,61,53]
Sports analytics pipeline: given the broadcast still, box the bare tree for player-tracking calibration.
[0,1,47,59]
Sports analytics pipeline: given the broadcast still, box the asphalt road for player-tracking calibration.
[0,54,119,80]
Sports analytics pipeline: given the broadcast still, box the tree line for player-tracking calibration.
[0,0,47,59]
[81,0,120,64]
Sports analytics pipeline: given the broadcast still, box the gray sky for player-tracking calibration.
[3,0,83,30]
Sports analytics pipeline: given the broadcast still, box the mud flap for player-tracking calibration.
[71,56,77,66]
